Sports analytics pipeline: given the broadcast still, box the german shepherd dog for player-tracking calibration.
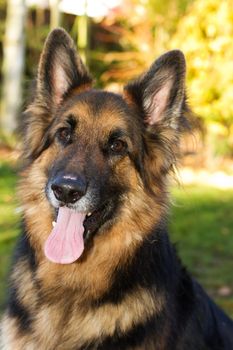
[1,28,233,350]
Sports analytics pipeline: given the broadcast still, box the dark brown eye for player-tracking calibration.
[57,128,72,145]
[110,139,126,154]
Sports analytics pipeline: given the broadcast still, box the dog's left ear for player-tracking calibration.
[124,50,187,129]
[36,28,92,107]
[23,28,92,160]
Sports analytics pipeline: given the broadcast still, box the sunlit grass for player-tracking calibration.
[0,159,232,318]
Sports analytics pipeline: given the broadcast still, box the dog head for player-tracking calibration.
[21,28,189,264]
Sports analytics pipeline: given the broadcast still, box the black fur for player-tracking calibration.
[7,230,36,333]
[81,314,166,350]
[12,227,37,270]
[95,224,178,305]
[8,287,32,333]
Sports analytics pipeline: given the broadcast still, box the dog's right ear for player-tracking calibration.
[36,28,92,108]
[23,28,92,160]
[123,50,190,184]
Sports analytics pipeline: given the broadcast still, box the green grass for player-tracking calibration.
[0,159,232,317]
[170,185,233,317]
[0,161,19,311]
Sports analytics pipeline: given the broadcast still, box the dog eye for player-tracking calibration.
[56,128,72,145]
[109,140,127,154]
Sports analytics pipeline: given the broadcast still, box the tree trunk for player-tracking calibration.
[49,0,61,30]
[77,13,89,65]
[1,0,26,141]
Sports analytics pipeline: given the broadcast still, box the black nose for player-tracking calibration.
[51,174,87,204]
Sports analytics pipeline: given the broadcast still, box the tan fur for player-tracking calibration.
[10,260,38,314]
[33,288,164,349]
[1,316,34,350]
[69,83,93,96]
[0,87,174,349]
[1,287,164,349]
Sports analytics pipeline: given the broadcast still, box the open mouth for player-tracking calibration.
[44,203,110,264]
[83,204,107,239]
[52,204,108,238]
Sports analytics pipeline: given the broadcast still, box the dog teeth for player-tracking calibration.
[52,221,56,227]
[87,212,92,217]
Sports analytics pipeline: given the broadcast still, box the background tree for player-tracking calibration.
[49,0,61,29]
[0,0,26,142]
[170,0,233,156]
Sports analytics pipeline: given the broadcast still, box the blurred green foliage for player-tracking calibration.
[90,0,233,156]
[171,0,233,155]
[0,0,233,155]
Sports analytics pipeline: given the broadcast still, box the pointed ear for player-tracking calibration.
[124,51,191,188]
[124,50,187,129]
[36,28,92,107]
[23,29,92,160]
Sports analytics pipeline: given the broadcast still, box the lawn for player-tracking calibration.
[0,159,233,317]
[0,160,19,312]
[170,185,233,317]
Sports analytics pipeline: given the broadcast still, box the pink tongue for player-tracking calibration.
[44,207,86,264]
